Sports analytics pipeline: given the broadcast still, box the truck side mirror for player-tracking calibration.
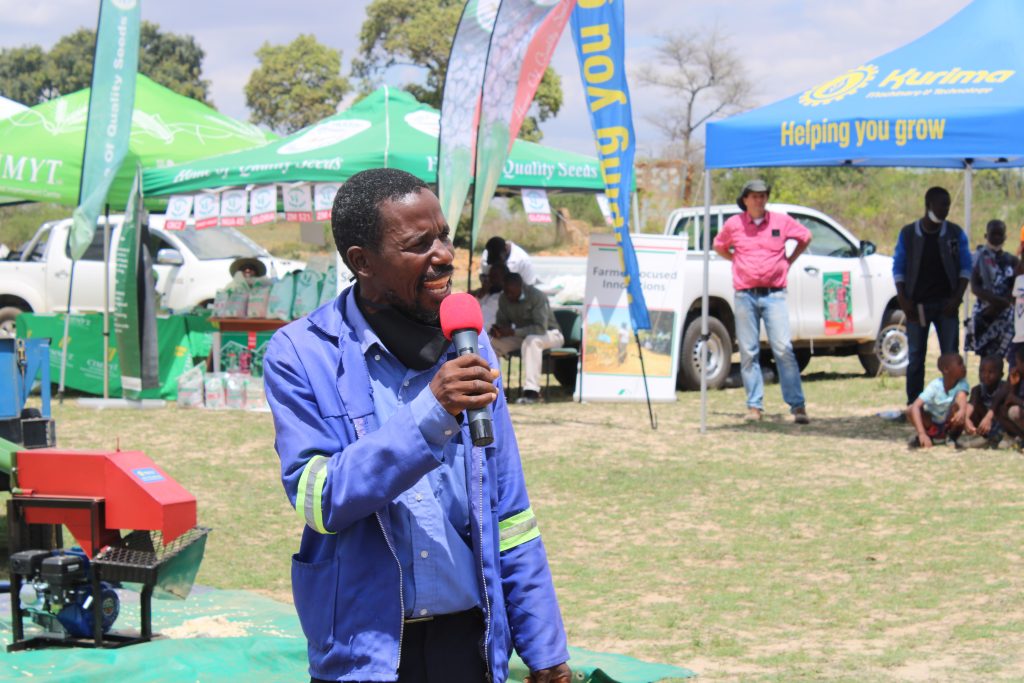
[859,241,876,256]
[156,248,184,266]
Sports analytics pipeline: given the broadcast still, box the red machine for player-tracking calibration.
[6,446,210,650]
[17,448,196,556]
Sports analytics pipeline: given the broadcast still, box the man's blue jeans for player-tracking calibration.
[734,290,806,412]
[905,300,959,405]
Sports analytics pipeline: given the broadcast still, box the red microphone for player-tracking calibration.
[440,293,493,446]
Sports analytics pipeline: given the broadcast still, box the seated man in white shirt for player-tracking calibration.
[480,236,539,286]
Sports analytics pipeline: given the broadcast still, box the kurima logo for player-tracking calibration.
[800,65,879,107]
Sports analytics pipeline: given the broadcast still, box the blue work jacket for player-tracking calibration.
[263,287,569,682]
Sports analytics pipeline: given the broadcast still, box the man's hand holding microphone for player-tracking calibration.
[433,293,499,446]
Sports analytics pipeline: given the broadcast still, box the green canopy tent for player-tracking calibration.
[0,74,276,209]
[142,86,607,196]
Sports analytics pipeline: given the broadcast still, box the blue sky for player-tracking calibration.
[0,0,970,156]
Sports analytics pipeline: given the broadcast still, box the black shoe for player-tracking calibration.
[516,390,540,405]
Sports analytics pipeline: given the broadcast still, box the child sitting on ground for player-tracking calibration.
[908,352,970,449]
[960,355,1007,449]
[997,344,1024,447]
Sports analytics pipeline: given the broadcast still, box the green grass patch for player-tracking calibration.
[10,353,1024,680]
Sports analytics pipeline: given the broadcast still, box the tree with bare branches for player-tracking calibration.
[635,29,753,204]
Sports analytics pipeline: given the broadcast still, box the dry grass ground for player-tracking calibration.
[11,354,1024,681]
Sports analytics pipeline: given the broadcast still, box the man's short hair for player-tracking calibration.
[503,271,523,287]
[986,219,1007,234]
[937,352,963,371]
[924,186,950,208]
[331,168,429,269]
[980,354,1004,374]
[485,236,507,264]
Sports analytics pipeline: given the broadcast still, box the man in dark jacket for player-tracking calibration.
[892,186,972,406]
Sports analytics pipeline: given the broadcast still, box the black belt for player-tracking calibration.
[739,287,784,296]
[404,608,481,625]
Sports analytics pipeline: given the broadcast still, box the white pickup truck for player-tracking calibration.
[533,203,905,390]
[0,215,304,337]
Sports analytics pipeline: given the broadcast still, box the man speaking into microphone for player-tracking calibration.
[264,168,571,683]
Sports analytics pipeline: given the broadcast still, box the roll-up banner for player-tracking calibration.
[578,233,686,402]
[113,166,159,397]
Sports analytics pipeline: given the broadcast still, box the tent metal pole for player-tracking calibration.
[632,190,641,234]
[963,160,973,373]
[102,204,110,400]
[700,170,712,434]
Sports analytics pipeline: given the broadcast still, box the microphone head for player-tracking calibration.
[440,292,483,340]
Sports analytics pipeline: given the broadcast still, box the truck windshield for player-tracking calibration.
[171,227,268,260]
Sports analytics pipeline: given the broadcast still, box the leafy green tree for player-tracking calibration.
[138,22,212,104]
[354,0,563,140]
[245,34,351,135]
[0,22,211,105]
[0,45,53,105]
[47,28,97,97]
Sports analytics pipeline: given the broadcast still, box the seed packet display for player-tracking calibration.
[268,272,296,320]
[318,266,338,307]
[176,364,205,408]
[225,373,247,410]
[204,372,227,409]
[212,289,230,318]
[247,279,272,318]
[222,285,249,318]
[245,376,268,412]
[291,270,324,318]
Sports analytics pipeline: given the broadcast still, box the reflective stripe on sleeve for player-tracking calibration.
[294,455,335,535]
[498,507,540,552]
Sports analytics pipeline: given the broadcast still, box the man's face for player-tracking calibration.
[503,280,522,303]
[744,191,768,219]
[987,224,1006,247]
[943,358,966,383]
[355,190,454,323]
[928,193,951,222]
[488,268,506,293]
[980,361,1001,388]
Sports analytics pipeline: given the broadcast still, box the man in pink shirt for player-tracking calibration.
[713,179,813,424]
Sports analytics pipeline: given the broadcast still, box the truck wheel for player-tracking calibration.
[0,305,23,339]
[678,316,732,391]
[860,309,908,377]
[794,348,812,372]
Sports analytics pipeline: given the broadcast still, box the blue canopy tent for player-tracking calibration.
[696,0,1024,429]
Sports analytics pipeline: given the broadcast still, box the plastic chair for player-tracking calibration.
[503,307,582,401]
[542,308,582,399]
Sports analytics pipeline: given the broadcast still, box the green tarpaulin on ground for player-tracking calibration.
[0,75,275,208]
[0,588,695,682]
[143,86,607,197]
